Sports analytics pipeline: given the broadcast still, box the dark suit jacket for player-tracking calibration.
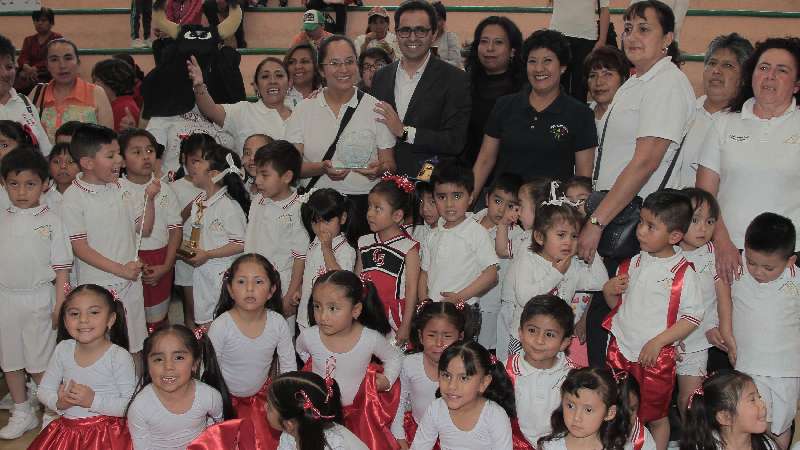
[371,56,471,177]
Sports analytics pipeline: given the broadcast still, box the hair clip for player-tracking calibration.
[63,282,73,296]
[687,385,704,409]
[178,133,190,141]
[610,368,628,384]
[108,288,121,303]
[211,153,245,183]
[454,301,466,311]
[415,299,430,314]
[297,390,335,420]
[323,356,336,403]
[489,354,499,366]
[381,172,415,194]
[541,180,581,208]
[194,327,206,341]
[298,187,319,205]
[222,268,231,280]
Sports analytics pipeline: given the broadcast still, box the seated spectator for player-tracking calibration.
[290,10,333,51]
[92,59,140,132]
[113,53,145,109]
[304,0,359,35]
[353,7,400,59]
[357,47,392,94]
[431,1,462,68]
[14,7,62,95]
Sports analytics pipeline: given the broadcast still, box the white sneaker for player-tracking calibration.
[143,38,153,48]
[41,410,58,430]
[131,38,145,48]
[0,407,38,439]
[0,393,11,410]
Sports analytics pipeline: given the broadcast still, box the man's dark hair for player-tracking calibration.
[394,0,438,35]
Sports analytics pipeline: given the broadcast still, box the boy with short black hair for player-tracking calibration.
[244,140,308,315]
[603,189,703,450]
[62,124,159,356]
[474,172,523,350]
[419,161,498,312]
[506,294,576,446]
[719,212,800,450]
[0,148,72,439]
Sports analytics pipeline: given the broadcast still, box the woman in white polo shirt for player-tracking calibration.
[188,56,292,155]
[696,37,800,283]
[285,35,396,237]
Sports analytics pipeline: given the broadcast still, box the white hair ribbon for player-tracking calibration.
[541,180,582,208]
[211,153,245,184]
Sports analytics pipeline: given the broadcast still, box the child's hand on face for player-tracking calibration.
[604,275,629,296]
[318,228,334,248]
[501,204,520,226]
[375,373,390,392]
[145,179,161,200]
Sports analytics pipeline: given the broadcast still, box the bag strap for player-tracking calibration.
[18,92,33,115]
[591,104,614,188]
[656,132,689,191]
[30,83,46,118]
[305,89,365,191]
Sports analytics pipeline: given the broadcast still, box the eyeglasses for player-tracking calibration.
[362,62,387,72]
[396,26,431,38]
[320,58,357,69]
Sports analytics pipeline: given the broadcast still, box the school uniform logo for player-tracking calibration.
[728,134,750,142]
[34,224,52,240]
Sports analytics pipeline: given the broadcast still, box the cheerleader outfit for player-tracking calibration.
[297,325,402,449]
[170,177,203,288]
[409,398,513,450]
[357,231,419,332]
[277,423,368,450]
[189,187,246,324]
[297,233,356,329]
[390,352,439,446]
[127,381,224,450]
[31,340,136,449]
[605,249,703,422]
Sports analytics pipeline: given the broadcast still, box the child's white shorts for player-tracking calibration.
[676,349,708,377]
[104,280,147,354]
[0,285,57,373]
[174,260,194,287]
[751,374,800,434]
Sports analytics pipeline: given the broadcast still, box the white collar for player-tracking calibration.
[7,203,48,216]
[741,97,797,122]
[203,186,228,207]
[317,87,360,110]
[634,56,674,82]
[72,172,120,194]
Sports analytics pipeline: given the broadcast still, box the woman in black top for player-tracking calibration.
[462,16,524,168]
[473,29,597,196]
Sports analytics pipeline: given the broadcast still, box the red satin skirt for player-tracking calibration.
[511,418,535,450]
[139,246,173,308]
[231,379,280,450]
[403,411,440,450]
[187,418,258,450]
[606,337,676,422]
[28,415,132,450]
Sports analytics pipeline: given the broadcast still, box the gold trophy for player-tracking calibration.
[177,203,205,259]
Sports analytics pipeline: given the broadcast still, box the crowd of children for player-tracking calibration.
[0,119,797,450]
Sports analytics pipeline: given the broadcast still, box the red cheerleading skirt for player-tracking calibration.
[139,246,173,308]
[230,378,281,450]
[28,415,132,450]
[606,337,676,423]
[187,418,258,450]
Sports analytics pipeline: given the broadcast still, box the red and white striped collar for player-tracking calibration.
[72,173,121,194]
[7,204,49,216]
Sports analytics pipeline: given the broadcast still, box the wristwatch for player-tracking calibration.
[589,216,605,229]
[400,126,410,142]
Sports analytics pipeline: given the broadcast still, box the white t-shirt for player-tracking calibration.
[208,310,297,397]
[509,352,572,444]
[298,234,356,329]
[391,352,439,440]
[245,191,309,296]
[594,57,695,197]
[221,100,287,154]
[421,216,499,304]
[295,325,401,406]
[675,96,724,188]
[285,88,396,195]
[681,242,719,353]
[698,98,800,249]
[37,340,136,419]
[0,204,72,289]
[146,107,235,173]
[733,260,800,377]
[609,249,704,361]
[120,177,182,251]
[550,0,610,41]
[409,398,513,450]
[0,88,52,155]
[127,381,224,450]
[277,423,368,450]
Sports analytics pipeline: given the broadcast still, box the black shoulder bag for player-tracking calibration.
[303,89,364,192]
[585,106,687,259]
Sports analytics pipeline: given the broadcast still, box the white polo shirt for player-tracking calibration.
[733,260,800,377]
[285,88,396,195]
[62,174,140,285]
[146,108,235,173]
[298,234,356,328]
[0,204,73,290]
[120,177,182,251]
[609,249,704,361]
[675,96,725,188]
[0,88,52,155]
[221,100,287,154]
[244,191,309,295]
[192,187,246,259]
[595,57,695,197]
[421,216,499,304]
[698,98,800,249]
[550,0,609,41]
[681,242,719,353]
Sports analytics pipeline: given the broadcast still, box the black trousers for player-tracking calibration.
[306,0,347,34]
[131,0,153,39]
[562,36,596,103]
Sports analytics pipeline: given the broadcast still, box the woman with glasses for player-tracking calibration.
[358,47,392,94]
[286,35,397,237]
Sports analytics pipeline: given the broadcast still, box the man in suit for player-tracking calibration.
[371,0,471,177]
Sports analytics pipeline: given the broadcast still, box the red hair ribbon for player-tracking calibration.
[381,172,415,194]
[687,385,704,409]
[63,282,73,296]
[415,299,430,314]
[22,124,38,147]
[323,356,336,403]
[454,301,466,311]
[178,133,190,141]
[611,368,628,383]
[489,354,499,366]
[297,390,335,420]
[108,288,121,303]
[194,327,207,341]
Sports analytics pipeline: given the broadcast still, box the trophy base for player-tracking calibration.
[177,245,197,259]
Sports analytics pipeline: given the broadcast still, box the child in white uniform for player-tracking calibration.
[410,340,514,450]
[296,270,401,447]
[32,285,136,450]
[244,141,308,314]
[44,143,80,217]
[719,213,800,450]
[61,124,160,354]
[0,149,73,440]
[183,145,247,326]
[391,302,467,447]
[297,189,357,330]
[127,324,230,450]
[411,181,438,261]
[208,253,297,448]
